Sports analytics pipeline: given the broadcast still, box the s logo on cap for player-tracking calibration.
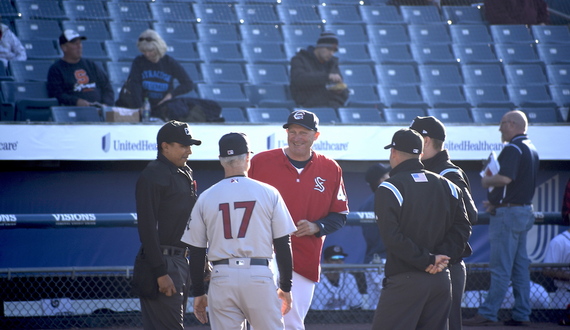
[293,111,305,120]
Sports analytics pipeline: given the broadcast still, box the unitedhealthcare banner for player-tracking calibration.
[0,123,569,161]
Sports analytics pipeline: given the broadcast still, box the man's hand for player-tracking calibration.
[294,220,319,237]
[278,289,292,315]
[482,200,496,214]
[157,274,176,296]
[328,73,342,83]
[158,93,173,105]
[425,255,450,274]
[76,98,90,106]
[193,294,209,324]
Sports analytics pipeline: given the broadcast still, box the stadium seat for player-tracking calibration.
[336,44,373,65]
[452,44,500,64]
[192,3,239,24]
[107,2,154,22]
[383,107,427,124]
[21,40,61,60]
[531,25,570,44]
[0,1,18,20]
[15,98,59,122]
[243,84,295,108]
[503,64,549,86]
[420,85,471,108]
[522,107,561,123]
[545,64,570,85]
[241,43,288,64]
[359,5,404,25]
[9,60,53,82]
[493,43,541,64]
[282,24,323,46]
[418,64,463,85]
[198,43,244,63]
[536,43,570,65]
[325,25,368,45]
[441,6,484,24]
[490,25,534,44]
[377,85,429,108]
[463,85,515,108]
[246,107,291,123]
[179,62,203,83]
[375,64,421,86]
[235,4,280,24]
[109,21,152,42]
[245,64,289,85]
[340,64,377,85]
[367,24,410,45]
[400,5,443,25]
[153,22,199,43]
[461,63,507,85]
[240,24,283,44]
[166,41,200,63]
[318,5,363,24]
[297,107,340,123]
[449,24,493,44]
[276,5,322,25]
[198,83,250,108]
[410,44,456,64]
[16,1,67,20]
[15,20,62,40]
[284,43,308,59]
[201,63,248,84]
[51,106,102,123]
[427,107,473,123]
[471,107,510,124]
[106,62,132,85]
[408,24,452,45]
[149,2,195,22]
[104,41,140,62]
[345,85,383,108]
[338,107,384,123]
[221,107,247,123]
[506,84,557,108]
[0,81,49,121]
[62,21,112,42]
[62,1,111,21]
[196,24,241,43]
[369,44,415,65]
[549,85,570,107]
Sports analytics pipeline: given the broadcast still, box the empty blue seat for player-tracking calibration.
[408,24,451,45]
[427,107,473,123]
[63,1,110,21]
[507,84,557,108]
[9,60,53,82]
[378,85,428,108]
[15,20,62,40]
[106,62,132,85]
[153,22,199,42]
[359,5,404,25]
[418,64,463,85]
[536,43,570,65]
[107,2,154,22]
[242,43,288,64]
[236,4,280,24]
[198,83,250,108]
[104,41,140,62]
[503,64,549,86]
[383,107,427,123]
[338,107,384,123]
[276,5,322,25]
[400,5,443,25]
[296,107,340,123]
[367,24,410,45]
[16,1,67,20]
[196,24,241,43]
[201,63,248,84]
[245,64,289,85]
[442,6,484,24]
[21,39,60,60]
[198,43,245,63]
[522,107,561,123]
[62,21,112,42]
[109,21,152,42]
[51,106,102,123]
[240,24,283,43]
[318,5,363,24]
[461,63,507,85]
[493,43,541,64]
[345,85,382,108]
[420,84,471,108]
[531,25,570,44]
[16,98,59,121]
[549,85,570,107]
[545,64,570,85]
[340,64,377,85]
[452,44,499,64]
[281,25,323,45]
[244,84,295,108]
[221,107,247,123]
[192,3,239,24]
[463,85,515,108]
[410,44,456,64]
[449,24,493,44]
[337,44,373,65]
[246,107,290,123]
[150,2,195,22]
[325,24,368,44]
[369,44,415,64]
[471,107,510,124]
[375,64,421,86]
[490,25,534,44]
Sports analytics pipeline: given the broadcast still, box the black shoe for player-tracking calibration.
[463,314,497,326]
[503,319,530,326]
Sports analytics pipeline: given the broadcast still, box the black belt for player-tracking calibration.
[161,246,188,257]
[496,203,529,209]
[212,258,268,266]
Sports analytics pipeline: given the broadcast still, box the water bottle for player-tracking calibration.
[141,98,151,123]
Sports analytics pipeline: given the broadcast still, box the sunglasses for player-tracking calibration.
[138,37,154,42]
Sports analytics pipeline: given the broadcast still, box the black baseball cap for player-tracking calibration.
[219,132,251,157]
[157,120,202,146]
[59,29,86,45]
[283,110,319,131]
[409,116,446,141]
[365,163,391,187]
[324,245,348,260]
[384,128,423,155]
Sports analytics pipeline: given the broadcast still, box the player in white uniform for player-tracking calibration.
[181,132,297,330]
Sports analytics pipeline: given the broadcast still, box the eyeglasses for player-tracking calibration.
[138,37,154,42]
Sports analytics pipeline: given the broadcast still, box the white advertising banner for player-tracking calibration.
[0,124,568,161]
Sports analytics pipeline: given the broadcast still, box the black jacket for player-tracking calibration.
[374,158,471,278]
[289,46,349,108]
[423,149,477,262]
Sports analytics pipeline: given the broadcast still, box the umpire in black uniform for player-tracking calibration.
[372,129,471,330]
[134,120,201,329]
[410,116,478,330]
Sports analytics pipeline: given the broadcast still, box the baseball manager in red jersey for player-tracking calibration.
[249,109,349,330]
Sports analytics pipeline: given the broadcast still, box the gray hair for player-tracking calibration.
[137,29,167,59]
[219,153,248,167]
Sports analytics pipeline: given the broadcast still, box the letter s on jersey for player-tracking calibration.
[314,177,326,192]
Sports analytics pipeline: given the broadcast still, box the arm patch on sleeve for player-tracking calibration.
[380,182,403,207]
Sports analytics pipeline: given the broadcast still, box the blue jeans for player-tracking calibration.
[479,205,534,322]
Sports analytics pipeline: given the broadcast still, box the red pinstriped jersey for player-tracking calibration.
[249,148,349,282]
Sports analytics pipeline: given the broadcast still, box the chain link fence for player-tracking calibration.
[1,263,568,329]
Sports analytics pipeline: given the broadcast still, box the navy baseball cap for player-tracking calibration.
[365,163,391,187]
[409,116,446,141]
[157,120,201,146]
[219,132,252,157]
[324,245,348,260]
[283,110,319,131]
[384,129,423,155]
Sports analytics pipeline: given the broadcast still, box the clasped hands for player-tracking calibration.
[424,254,450,274]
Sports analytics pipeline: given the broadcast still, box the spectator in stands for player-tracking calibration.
[289,31,349,109]
[311,245,363,311]
[119,29,222,122]
[359,163,391,263]
[484,0,549,25]
[47,30,114,107]
[0,17,26,68]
